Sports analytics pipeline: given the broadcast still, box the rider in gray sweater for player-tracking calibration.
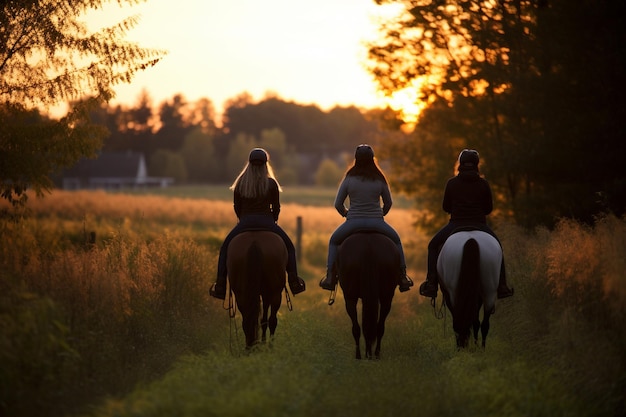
[319,144,414,292]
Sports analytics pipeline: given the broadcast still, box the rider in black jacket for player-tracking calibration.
[419,149,514,299]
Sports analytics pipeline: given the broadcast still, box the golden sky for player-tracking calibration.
[86,0,420,121]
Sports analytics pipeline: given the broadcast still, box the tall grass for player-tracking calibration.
[1,190,624,417]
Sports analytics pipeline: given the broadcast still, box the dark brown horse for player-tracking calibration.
[227,231,288,348]
[337,232,400,359]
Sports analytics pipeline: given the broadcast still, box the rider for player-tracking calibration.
[418,149,514,299]
[319,144,414,292]
[209,148,306,299]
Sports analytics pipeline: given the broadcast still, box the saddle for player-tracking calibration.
[450,224,486,235]
[240,227,275,233]
[345,228,385,236]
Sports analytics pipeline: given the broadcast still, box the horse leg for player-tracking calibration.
[472,300,484,346]
[481,309,492,348]
[362,298,380,360]
[472,308,481,346]
[345,297,361,359]
[365,338,373,360]
[453,321,470,349]
[240,304,259,348]
[261,300,270,343]
[374,300,392,359]
[268,296,281,341]
[472,319,481,347]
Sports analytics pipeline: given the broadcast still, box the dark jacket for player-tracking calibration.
[442,170,493,224]
[233,178,281,221]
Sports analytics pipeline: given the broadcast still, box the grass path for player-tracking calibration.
[83,290,589,417]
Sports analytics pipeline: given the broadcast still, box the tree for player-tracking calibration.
[180,128,218,183]
[226,133,256,180]
[369,0,626,227]
[0,0,165,206]
[149,149,187,183]
[315,158,343,187]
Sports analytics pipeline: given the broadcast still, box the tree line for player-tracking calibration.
[2,0,624,229]
[88,90,386,185]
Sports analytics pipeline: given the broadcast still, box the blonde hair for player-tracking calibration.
[230,161,282,198]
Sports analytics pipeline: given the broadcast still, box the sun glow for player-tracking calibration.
[383,77,430,129]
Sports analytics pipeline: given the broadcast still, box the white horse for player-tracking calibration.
[437,230,502,348]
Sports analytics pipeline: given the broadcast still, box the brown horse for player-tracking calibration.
[227,231,288,348]
[337,232,400,359]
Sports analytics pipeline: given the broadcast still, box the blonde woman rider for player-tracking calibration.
[209,148,306,299]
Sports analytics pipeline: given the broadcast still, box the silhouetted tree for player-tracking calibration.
[149,149,187,182]
[180,128,219,182]
[0,0,164,206]
[369,0,626,227]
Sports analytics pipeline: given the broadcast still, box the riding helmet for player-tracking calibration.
[248,148,268,165]
[459,149,479,167]
[355,144,374,161]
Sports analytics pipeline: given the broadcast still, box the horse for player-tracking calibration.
[336,232,400,359]
[437,230,502,349]
[227,230,288,348]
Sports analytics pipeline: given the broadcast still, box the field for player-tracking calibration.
[1,187,624,417]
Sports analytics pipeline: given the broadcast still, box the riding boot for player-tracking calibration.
[319,266,338,291]
[398,266,414,292]
[497,261,514,299]
[288,274,306,295]
[419,273,438,298]
[209,276,227,300]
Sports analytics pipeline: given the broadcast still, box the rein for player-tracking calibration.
[430,296,447,337]
[327,285,337,306]
[227,289,236,318]
[225,290,241,355]
[431,296,445,319]
[284,286,293,311]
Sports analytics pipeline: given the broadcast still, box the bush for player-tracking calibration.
[314,158,343,187]
[0,217,223,417]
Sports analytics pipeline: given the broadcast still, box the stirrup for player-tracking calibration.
[419,281,437,298]
[319,275,336,291]
[399,275,413,292]
[209,283,226,300]
[289,277,306,295]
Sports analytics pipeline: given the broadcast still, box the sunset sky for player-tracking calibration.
[86,0,417,122]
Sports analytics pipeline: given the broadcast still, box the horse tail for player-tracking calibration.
[247,240,263,294]
[246,240,263,324]
[360,242,380,342]
[455,238,480,331]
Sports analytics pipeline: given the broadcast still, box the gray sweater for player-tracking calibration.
[334,176,392,219]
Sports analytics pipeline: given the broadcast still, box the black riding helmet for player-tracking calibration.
[249,148,268,165]
[355,144,374,162]
[459,149,479,167]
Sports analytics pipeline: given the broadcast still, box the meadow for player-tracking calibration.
[0,187,624,417]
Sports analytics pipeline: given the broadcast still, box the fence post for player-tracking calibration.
[296,216,303,262]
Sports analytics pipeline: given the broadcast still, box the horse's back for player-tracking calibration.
[227,231,287,265]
